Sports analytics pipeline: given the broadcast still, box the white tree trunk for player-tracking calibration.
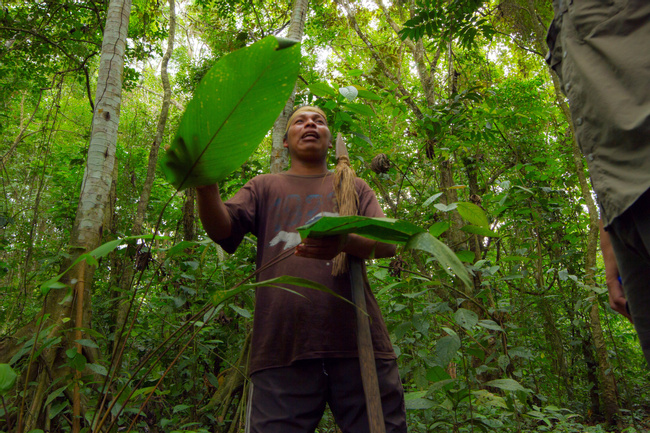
[68,0,132,428]
[270,0,309,173]
[71,0,131,250]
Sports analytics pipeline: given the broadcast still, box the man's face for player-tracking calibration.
[283,110,332,163]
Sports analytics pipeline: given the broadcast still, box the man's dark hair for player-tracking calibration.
[283,105,328,142]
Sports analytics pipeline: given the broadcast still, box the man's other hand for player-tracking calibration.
[295,235,349,260]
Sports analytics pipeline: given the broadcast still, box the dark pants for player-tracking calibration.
[246,358,407,433]
[608,189,650,365]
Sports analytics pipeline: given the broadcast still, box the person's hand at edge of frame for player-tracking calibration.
[599,219,633,324]
[607,274,633,324]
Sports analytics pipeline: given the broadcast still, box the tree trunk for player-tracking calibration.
[270,0,309,173]
[9,0,132,430]
[581,330,602,419]
[183,187,196,242]
[374,0,439,108]
[68,0,131,256]
[539,296,571,402]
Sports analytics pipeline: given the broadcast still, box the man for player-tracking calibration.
[546,0,650,364]
[196,106,408,432]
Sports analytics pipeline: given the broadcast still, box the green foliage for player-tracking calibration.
[456,202,489,228]
[400,0,495,49]
[305,80,380,144]
[406,232,473,289]
[160,36,302,190]
[1,0,649,431]
[0,364,17,395]
[41,234,167,295]
[0,0,105,101]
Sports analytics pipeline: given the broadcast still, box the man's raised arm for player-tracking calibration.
[196,184,232,242]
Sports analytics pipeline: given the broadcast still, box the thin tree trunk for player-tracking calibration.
[539,296,571,402]
[374,0,439,108]
[440,44,471,308]
[183,188,196,241]
[133,0,175,235]
[524,2,621,423]
[270,0,309,173]
[581,332,601,419]
[344,0,474,309]
[533,226,570,396]
[0,90,44,165]
[19,86,60,297]
[112,0,175,357]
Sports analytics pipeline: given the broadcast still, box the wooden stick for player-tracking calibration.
[349,256,386,433]
[73,264,86,433]
[334,133,385,433]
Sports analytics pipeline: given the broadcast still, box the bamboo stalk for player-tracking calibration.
[73,264,86,433]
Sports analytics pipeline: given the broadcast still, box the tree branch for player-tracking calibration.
[334,0,424,120]
[139,86,185,111]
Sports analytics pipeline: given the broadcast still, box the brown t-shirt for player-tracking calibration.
[218,172,396,375]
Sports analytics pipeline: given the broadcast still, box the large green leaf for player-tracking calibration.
[308,82,337,97]
[461,225,499,237]
[454,308,478,330]
[297,216,424,244]
[44,384,69,407]
[160,36,301,190]
[298,216,471,287]
[428,221,450,237]
[426,365,452,382]
[404,391,435,410]
[485,378,531,393]
[433,335,461,367]
[344,102,375,117]
[456,202,489,227]
[406,232,473,289]
[356,88,382,100]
